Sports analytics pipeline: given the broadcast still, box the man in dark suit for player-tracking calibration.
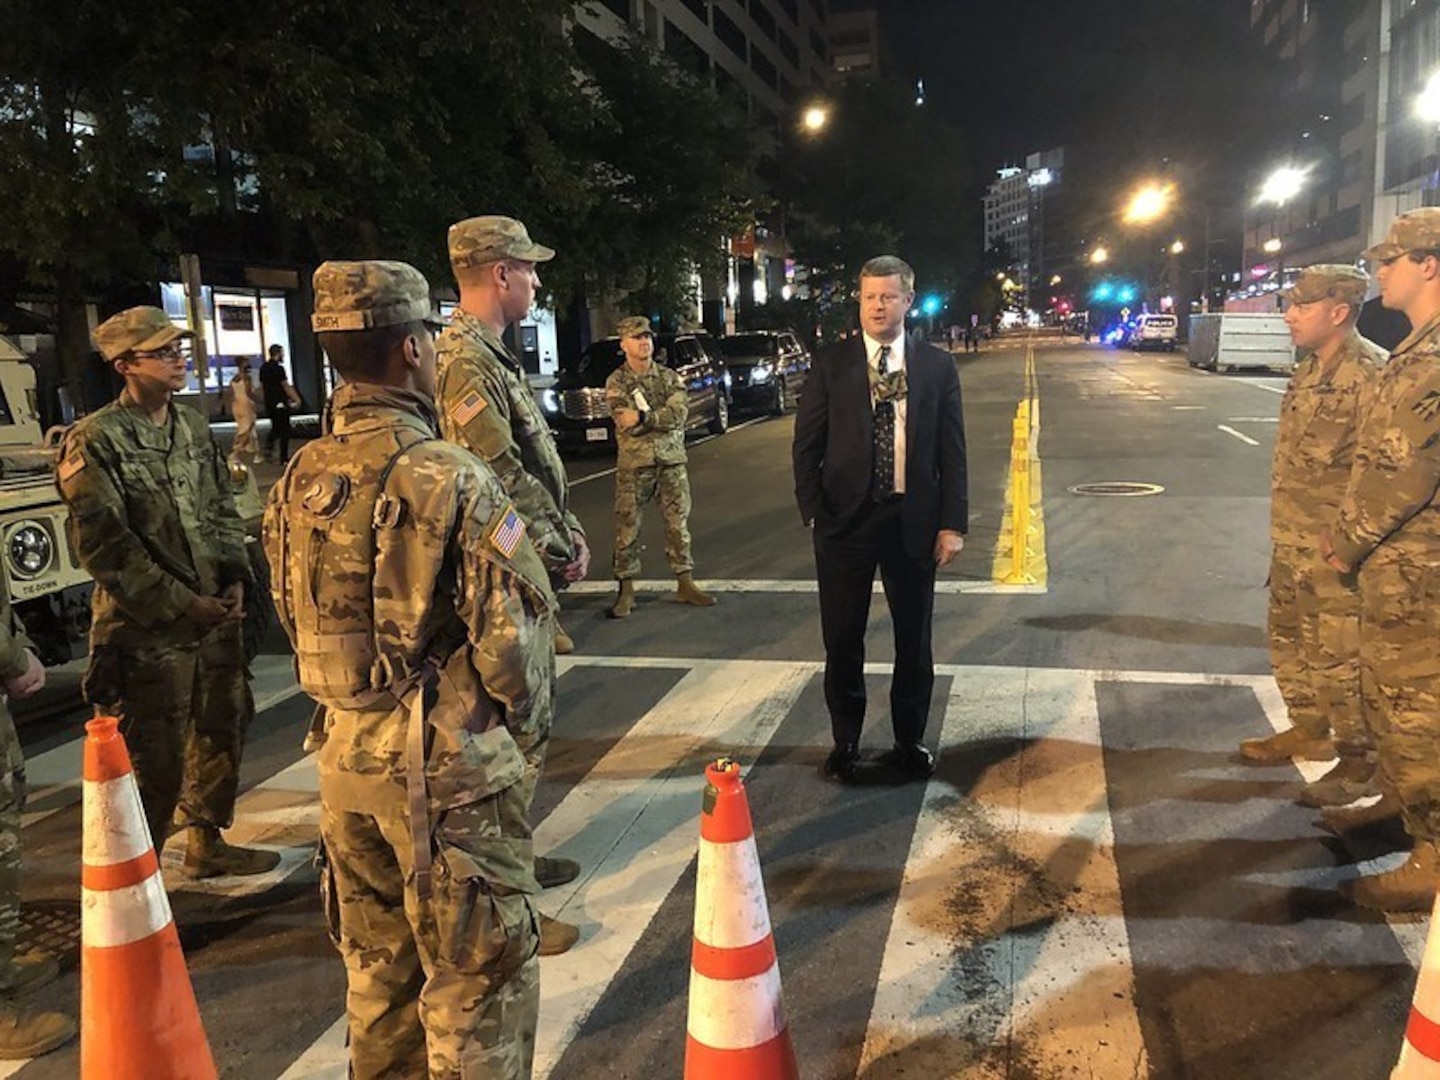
[793,255,968,784]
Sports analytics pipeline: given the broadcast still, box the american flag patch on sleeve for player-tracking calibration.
[449,389,488,427]
[489,505,526,558]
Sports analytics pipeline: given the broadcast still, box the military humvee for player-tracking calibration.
[0,336,91,663]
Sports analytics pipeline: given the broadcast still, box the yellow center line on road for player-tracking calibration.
[991,340,1048,589]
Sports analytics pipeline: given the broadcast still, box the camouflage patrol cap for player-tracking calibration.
[615,316,654,339]
[1282,264,1369,306]
[448,216,556,271]
[1362,208,1440,262]
[92,306,194,363]
[310,261,436,333]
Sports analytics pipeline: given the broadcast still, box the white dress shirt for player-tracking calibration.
[863,332,906,494]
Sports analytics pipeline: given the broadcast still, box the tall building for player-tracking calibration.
[827,8,880,79]
[572,1,833,333]
[983,149,1064,312]
[573,0,832,119]
[1242,1,1382,293]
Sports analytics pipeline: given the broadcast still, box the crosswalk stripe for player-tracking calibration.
[859,665,1149,1076]
[532,660,812,1077]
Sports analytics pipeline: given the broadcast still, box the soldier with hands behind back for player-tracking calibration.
[265,261,556,1077]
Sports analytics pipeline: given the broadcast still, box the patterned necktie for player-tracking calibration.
[872,344,895,498]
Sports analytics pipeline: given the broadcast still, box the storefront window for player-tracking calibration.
[159,282,293,409]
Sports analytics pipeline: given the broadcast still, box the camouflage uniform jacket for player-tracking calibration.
[1271,332,1385,547]
[58,390,250,648]
[0,591,35,778]
[1333,309,1440,570]
[605,361,688,469]
[435,310,581,574]
[262,384,556,891]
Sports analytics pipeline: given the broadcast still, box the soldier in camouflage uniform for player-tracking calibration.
[604,317,717,618]
[58,307,277,879]
[1322,209,1440,910]
[1238,267,1386,809]
[0,598,74,1059]
[438,216,588,656]
[264,261,555,1077]
[436,216,585,952]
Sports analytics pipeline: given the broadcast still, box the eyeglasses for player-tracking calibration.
[130,344,187,361]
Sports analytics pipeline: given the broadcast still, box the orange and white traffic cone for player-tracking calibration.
[684,758,798,1080]
[81,716,217,1080]
[1394,893,1440,1079]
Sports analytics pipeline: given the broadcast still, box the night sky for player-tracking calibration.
[836,0,1276,240]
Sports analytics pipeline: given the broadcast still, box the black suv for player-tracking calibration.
[543,330,731,452]
[717,330,812,415]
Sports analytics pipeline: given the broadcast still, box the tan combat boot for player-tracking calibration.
[0,1004,75,1060]
[1297,754,1378,809]
[1238,727,1334,764]
[605,580,636,619]
[1343,840,1440,912]
[538,913,580,957]
[182,826,282,879]
[675,572,716,607]
[554,622,576,655]
[1319,792,1405,836]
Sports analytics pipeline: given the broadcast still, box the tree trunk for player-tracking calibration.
[54,271,95,419]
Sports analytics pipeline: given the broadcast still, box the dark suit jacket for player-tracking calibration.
[793,334,968,559]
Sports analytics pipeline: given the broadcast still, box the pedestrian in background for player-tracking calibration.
[0,601,73,1060]
[265,260,552,1077]
[435,215,587,957]
[260,343,301,464]
[1323,209,1440,910]
[228,357,261,463]
[603,316,716,618]
[793,256,968,785]
[1237,265,1385,815]
[58,307,276,878]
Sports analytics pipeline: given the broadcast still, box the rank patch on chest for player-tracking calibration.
[58,454,86,483]
[489,505,526,558]
[449,390,488,427]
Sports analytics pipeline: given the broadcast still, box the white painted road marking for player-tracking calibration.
[1218,424,1260,446]
[565,577,1047,596]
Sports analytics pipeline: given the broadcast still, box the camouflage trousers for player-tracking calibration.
[1267,545,1368,751]
[1358,550,1440,842]
[612,464,693,579]
[317,779,540,1079]
[83,621,253,849]
[0,713,22,996]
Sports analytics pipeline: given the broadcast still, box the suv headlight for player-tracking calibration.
[541,389,560,414]
[8,522,52,580]
[751,363,772,384]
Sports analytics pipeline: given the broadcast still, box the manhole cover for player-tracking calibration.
[1068,482,1165,497]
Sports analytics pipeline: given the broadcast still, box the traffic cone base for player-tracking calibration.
[81,716,217,1080]
[685,759,798,1080]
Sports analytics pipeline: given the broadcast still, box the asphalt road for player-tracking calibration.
[8,337,1423,1079]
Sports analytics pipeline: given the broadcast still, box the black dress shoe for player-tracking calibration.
[880,742,935,782]
[823,742,860,783]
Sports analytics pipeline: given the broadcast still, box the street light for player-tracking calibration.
[1090,247,1109,265]
[1123,182,1175,225]
[1257,165,1310,208]
[801,104,829,134]
[1262,237,1282,255]
[1170,240,1185,255]
[1419,72,1440,124]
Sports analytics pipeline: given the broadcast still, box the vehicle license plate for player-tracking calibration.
[586,427,608,442]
